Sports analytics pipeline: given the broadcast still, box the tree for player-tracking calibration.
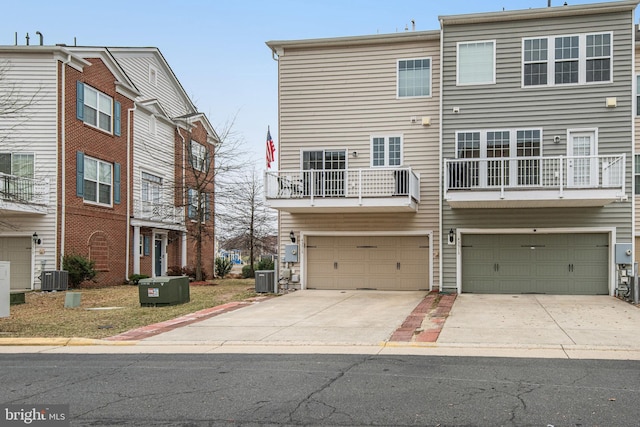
[217,167,277,277]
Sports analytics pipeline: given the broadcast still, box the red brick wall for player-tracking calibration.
[176,122,216,279]
[62,58,133,286]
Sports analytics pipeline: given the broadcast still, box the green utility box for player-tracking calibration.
[138,276,190,307]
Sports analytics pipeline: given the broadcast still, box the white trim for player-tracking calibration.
[456,39,496,86]
[300,230,433,291]
[396,57,433,99]
[82,155,114,208]
[455,227,616,296]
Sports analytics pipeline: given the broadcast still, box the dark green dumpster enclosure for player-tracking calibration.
[138,276,190,307]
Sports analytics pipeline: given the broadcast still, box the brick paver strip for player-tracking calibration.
[388,292,457,343]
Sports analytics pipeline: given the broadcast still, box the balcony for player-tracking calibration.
[0,174,49,214]
[132,200,185,229]
[265,168,420,213]
[444,155,626,208]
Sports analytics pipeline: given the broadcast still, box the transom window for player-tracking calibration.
[457,40,495,85]
[523,32,612,86]
[397,58,431,97]
[84,157,112,205]
[83,85,113,132]
[372,136,402,167]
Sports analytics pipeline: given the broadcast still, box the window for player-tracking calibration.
[84,157,113,205]
[635,155,640,195]
[139,235,150,256]
[141,172,162,216]
[452,129,541,188]
[397,58,431,97]
[148,115,156,135]
[637,75,640,116]
[76,82,121,135]
[0,153,34,178]
[190,141,208,172]
[187,189,210,221]
[371,136,402,167]
[457,41,495,85]
[523,32,612,86]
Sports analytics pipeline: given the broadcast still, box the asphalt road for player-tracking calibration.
[1,354,639,426]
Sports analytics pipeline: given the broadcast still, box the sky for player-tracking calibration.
[1,0,624,171]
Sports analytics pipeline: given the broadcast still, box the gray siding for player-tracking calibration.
[276,34,441,286]
[441,9,635,290]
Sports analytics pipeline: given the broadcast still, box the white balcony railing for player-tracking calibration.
[444,154,625,207]
[0,173,49,213]
[265,168,420,212]
[132,200,185,225]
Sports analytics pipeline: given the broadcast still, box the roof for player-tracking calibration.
[439,0,640,26]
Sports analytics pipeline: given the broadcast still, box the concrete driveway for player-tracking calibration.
[438,294,640,348]
[142,290,427,345]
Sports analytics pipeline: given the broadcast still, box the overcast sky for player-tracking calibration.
[2,0,623,171]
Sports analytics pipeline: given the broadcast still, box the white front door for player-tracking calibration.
[567,130,597,187]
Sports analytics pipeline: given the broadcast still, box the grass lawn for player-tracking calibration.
[0,279,260,339]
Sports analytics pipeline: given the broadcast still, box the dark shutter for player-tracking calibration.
[76,81,84,120]
[113,162,121,204]
[114,101,121,136]
[76,151,84,197]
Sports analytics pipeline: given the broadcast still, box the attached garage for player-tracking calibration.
[461,233,609,294]
[0,236,33,290]
[305,235,429,290]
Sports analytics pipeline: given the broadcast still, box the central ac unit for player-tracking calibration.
[40,270,69,291]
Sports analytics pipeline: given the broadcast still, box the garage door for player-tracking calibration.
[0,237,32,290]
[306,235,429,290]
[462,233,608,294]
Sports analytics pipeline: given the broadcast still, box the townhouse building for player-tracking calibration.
[266,0,638,295]
[0,44,216,290]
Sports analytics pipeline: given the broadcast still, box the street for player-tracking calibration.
[1,353,639,426]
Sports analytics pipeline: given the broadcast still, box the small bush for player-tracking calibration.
[215,257,232,278]
[181,266,208,281]
[256,258,274,271]
[242,264,254,279]
[62,254,97,288]
[128,274,149,285]
[167,265,183,276]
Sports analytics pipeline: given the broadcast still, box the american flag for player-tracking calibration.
[266,128,276,169]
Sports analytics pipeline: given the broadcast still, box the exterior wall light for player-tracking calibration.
[289,230,296,243]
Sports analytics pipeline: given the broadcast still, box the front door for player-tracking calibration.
[302,150,346,197]
[568,130,597,187]
[154,239,162,276]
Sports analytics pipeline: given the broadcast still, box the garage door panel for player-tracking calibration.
[0,237,32,290]
[307,235,429,290]
[462,233,608,295]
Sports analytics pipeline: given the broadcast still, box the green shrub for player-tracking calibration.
[215,257,232,278]
[256,258,274,271]
[242,264,254,279]
[128,274,149,285]
[62,254,97,288]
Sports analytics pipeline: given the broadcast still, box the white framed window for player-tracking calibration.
[190,141,208,172]
[457,40,495,85]
[187,188,210,222]
[141,172,162,204]
[635,154,640,195]
[83,85,113,132]
[0,153,34,178]
[371,136,402,167]
[636,75,640,116]
[397,58,431,98]
[84,156,112,206]
[522,32,612,86]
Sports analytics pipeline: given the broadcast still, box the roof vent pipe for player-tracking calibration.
[411,19,415,31]
[36,31,43,46]
[25,32,29,46]
[548,0,551,6]
[14,32,17,46]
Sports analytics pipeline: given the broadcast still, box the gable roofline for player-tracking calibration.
[107,46,198,115]
[0,45,91,72]
[266,30,439,53]
[175,112,220,145]
[439,0,640,26]
[65,46,140,100]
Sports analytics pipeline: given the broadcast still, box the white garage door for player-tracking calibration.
[462,233,608,294]
[0,237,32,290]
[306,235,429,290]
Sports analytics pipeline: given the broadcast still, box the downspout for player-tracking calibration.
[125,103,136,281]
[438,18,445,293]
[59,54,71,270]
[177,126,187,267]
